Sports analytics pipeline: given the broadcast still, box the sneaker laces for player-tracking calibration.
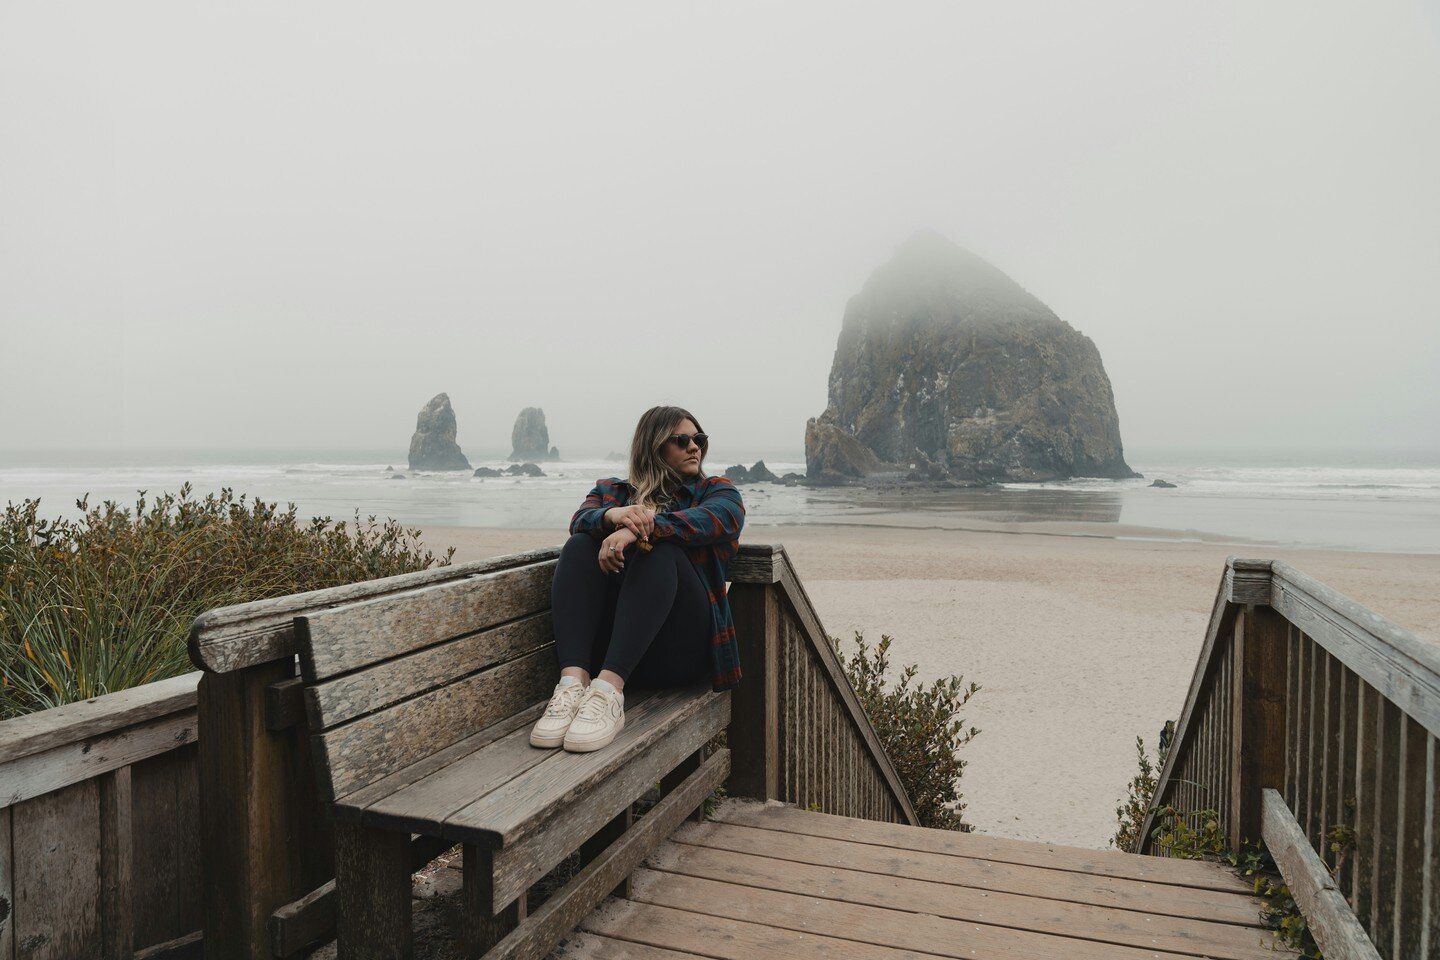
[574,687,615,723]
[544,684,585,719]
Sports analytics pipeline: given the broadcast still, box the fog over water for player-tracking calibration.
[2,2,1438,462]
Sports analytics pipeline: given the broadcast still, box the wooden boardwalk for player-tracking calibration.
[553,799,1288,960]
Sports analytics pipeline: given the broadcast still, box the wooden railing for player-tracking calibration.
[0,672,203,959]
[727,544,917,825]
[1138,558,1439,960]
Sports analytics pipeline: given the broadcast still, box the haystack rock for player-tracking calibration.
[806,230,1138,484]
[510,408,558,461]
[408,393,471,471]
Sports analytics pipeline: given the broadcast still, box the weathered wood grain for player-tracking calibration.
[0,805,12,960]
[554,930,712,959]
[486,748,730,960]
[133,931,202,960]
[296,562,554,682]
[443,685,718,848]
[461,845,521,958]
[1261,789,1381,960]
[331,705,544,822]
[12,779,102,960]
[1228,605,1288,849]
[304,612,553,731]
[0,709,198,810]
[332,823,413,960]
[264,677,305,731]
[622,868,1223,960]
[668,818,1264,926]
[97,767,132,960]
[771,547,918,824]
[725,583,778,801]
[714,799,1253,892]
[485,694,729,912]
[726,543,781,585]
[643,842,1274,959]
[0,673,198,766]
[189,547,562,674]
[1271,562,1440,739]
[310,646,556,801]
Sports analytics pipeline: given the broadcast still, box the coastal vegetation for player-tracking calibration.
[832,629,980,831]
[0,484,453,719]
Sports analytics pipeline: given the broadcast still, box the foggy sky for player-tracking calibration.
[3,1,1438,462]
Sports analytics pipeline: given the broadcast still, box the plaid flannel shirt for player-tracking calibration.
[569,474,746,691]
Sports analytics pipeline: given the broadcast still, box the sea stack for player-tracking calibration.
[510,407,558,461]
[806,230,1138,484]
[408,393,472,470]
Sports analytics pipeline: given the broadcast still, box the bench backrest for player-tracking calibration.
[294,559,559,802]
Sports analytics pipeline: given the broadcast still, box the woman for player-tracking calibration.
[530,405,746,753]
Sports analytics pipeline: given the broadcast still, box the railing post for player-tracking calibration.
[1229,604,1288,849]
[727,571,781,801]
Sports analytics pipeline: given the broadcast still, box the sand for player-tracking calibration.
[421,520,1440,850]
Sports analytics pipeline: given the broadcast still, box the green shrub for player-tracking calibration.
[1110,726,1170,852]
[1,484,454,719]
[830,630,979,831]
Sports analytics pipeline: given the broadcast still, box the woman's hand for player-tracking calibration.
[606,505,656,542]
[598,527,638,574]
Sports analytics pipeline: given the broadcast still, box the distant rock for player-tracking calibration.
[780,472,805,485]
[510,408,557,461]
[724,464,751,483]
[385,465,394,472]
[408,393,471,471]
[605,451,627,462]
[805,230,1138,484]
[1150,478,1177,488]
[506,462,545,477]
[389,473,406,480]
[473,467,502,477]
[749,460,779,482]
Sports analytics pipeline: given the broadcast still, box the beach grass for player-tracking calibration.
[0,483,454,719]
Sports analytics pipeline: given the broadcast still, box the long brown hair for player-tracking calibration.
[627,405,707,510]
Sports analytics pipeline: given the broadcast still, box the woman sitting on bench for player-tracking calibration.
[531,404,746,753]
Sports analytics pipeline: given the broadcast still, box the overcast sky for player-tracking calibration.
[3,1,1438,462]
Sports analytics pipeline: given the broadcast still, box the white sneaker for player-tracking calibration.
[530,679,587,748]
[563,682,625,752]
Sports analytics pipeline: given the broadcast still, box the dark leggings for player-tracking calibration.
[551,532,712,689]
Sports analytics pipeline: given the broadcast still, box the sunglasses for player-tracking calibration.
[665,433,709,451]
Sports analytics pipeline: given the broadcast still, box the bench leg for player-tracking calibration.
[660,745,709,822]
[462,844,523,957]
[580,804,635,899]
[333,822,413,960]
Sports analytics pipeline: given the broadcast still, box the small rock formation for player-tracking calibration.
[408,393,471,471]
[780,472,805,485]
[805,230,1138,484]
[1150,478,1177,488]
[749,460,779,482]
[510,408,558,461]
[473,467,502,478]
[724,464,751,483]
[505,462,545,477]
[385,465,394,472]
[389,473,406,480]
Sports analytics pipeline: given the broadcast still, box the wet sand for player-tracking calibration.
[421,521,1440,849]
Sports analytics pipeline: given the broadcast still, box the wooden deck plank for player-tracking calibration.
[670,819,1265,927]
[713,799,1254,893]
[643,841,1275,960]
[552,929,714,959]
[624,868,1250,960]
[579,899,940,959]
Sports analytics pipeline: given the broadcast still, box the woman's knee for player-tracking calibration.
[561,532,600,559]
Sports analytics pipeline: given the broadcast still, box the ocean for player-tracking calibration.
[1,449,1437,555]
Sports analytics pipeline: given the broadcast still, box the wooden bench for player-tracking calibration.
[291,559,731,959]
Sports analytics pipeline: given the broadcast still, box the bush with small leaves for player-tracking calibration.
[829,631,979,831]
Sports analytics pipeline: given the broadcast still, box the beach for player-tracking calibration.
[423,520,1440,850]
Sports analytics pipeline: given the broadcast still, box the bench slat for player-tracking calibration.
[296,562,554,681]
[304,613,553,731]
[311,647,556,801]
[488,692,729,912]
[444,683,718,848]
[357,691,665,835]
[331,705,546,822]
